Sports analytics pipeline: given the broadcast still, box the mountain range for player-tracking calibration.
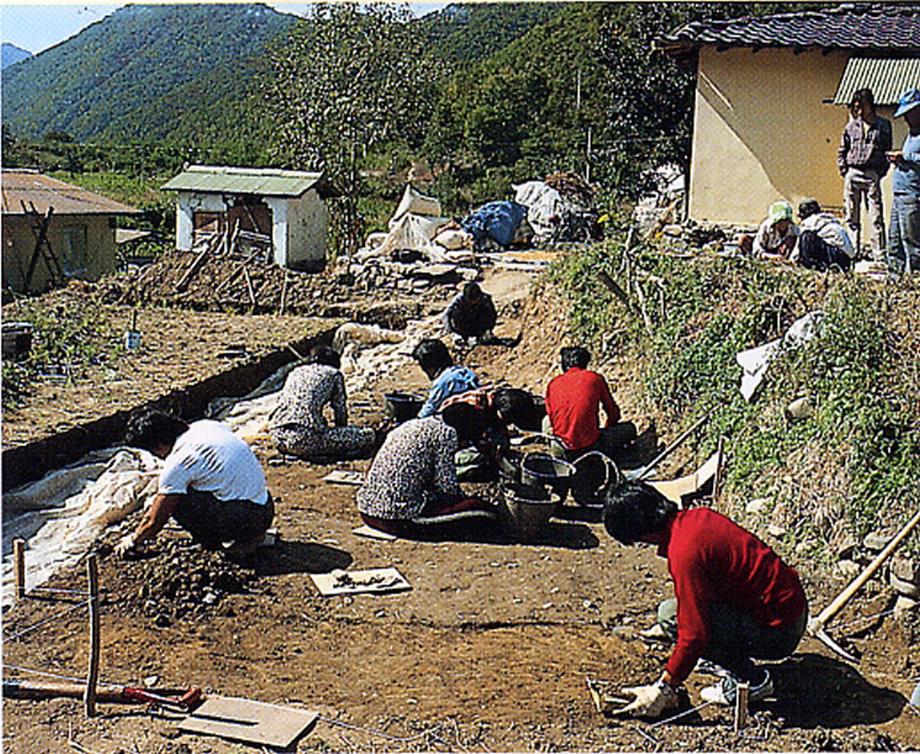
[1,3,561,146]
[2,42,32,70]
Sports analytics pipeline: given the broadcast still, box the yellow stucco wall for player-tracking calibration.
[2,215,119,293]
[688,46,906,227]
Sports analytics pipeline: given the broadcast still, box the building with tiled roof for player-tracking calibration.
[658,3,920,226]
[2,170,140,293]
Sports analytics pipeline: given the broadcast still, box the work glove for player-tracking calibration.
[612,680,680,719]
[114,533,138,559]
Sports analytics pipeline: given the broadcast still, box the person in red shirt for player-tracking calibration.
[602,481,808,718]
[544,347,636,460]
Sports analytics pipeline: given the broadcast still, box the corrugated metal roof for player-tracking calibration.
[1,170,141,216]
[161,165,323,197]
[659,3,920,55]
[833,57,920,105]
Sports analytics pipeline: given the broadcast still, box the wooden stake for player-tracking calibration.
[279,268,289,317]
[13,538,26,600]
[712,435,726,505]
[733,681,749,733]
[243,268,257,312]
[84,555,100,718]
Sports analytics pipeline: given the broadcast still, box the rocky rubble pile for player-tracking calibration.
[109,535,259,626]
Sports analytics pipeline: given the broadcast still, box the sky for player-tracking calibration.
[0,2,450,54]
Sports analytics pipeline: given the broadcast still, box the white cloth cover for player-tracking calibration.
[513,181,565,241]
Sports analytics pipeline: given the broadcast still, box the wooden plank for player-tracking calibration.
[311,567,409,596]
[180,696,317,748]
[733,682,749,733]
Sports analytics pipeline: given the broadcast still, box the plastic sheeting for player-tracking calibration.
[736,311,824,401]
[460,201,528,247]
[2,448,160,605]
[514,181,565,241]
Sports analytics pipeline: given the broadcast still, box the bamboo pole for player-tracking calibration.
[13,539,26,600]
[83,555,100,717]
[712,435,726,505]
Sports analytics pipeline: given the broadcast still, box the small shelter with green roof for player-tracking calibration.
[162,165,332,272]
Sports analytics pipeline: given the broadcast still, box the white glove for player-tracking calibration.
[612,681,680,719]
[114,533,138,559]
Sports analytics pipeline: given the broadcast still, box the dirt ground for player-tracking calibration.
[3,268,919,753]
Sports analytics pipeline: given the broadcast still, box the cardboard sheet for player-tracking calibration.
[180,695,317,748]
[323,469,365,486]
[311,567,410,596]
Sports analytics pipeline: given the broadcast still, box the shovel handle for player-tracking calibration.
[810,507,920,632]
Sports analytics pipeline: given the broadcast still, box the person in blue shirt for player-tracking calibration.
[412,339,479,418]
[887,88,920,274]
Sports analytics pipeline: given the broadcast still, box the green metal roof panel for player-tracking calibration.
[161,165,323,197]
[833,57,920,106]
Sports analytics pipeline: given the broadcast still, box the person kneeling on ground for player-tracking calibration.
[740,201,798,259]
[602,481,808,718]
[413,338,480,418]
[444,281,498,344]
[117,410,274,559]
[356,403,496,537]
[792,198,854,272]
[269,345,375,463]
[442,386,537,481]
[545,346,636,461]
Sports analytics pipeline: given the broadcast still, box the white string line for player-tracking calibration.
[28,586,91,596]
[6,601,89,641]
[5,665,86,684]
[318,716,452,745]
[648,699,716,729]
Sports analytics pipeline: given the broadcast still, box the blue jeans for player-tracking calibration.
[887,193,920,274]
[657,598,807,682]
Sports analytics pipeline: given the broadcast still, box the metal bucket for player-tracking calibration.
[570,451,620,507]
[520,452,574,498]
[384,392,424,423]
[500,483,559,542]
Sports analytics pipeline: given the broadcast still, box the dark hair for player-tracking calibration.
[124,410,189,453]
[851,88,875,111]
[462,282,483,301]
[561,346,590,371]
[309,344,341,369]
[412,338,453,379]
[441,402,486,447]
[492,388,534,427]
[798,198,821,221]
[603,481,677,545]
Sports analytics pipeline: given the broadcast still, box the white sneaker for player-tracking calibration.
[700,670,773,706]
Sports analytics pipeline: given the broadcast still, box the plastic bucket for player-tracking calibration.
[123,330,142,350]
[520,452,574,498]
[570,451,620,506]
[384,392,424,423]
[500,483,558,542]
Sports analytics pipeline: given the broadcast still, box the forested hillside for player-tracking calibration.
[1,4,296,142]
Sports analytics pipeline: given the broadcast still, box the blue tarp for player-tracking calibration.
[460,201,527,247]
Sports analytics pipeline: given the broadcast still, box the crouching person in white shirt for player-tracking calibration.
[793,198,854,272]
[117,410,274,559]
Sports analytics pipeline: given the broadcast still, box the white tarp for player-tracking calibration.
[391,184,442,225]
[514,180,565,241]
[736,311,824,401]
[2,448,160,605]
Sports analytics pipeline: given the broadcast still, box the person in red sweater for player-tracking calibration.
[544,347,636,460]
[602,481,808,718]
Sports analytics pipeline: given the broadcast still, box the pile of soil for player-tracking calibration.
[100,251,457,323]
[98,532,259,626]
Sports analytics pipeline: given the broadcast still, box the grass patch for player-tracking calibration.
[550,230,920,556]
